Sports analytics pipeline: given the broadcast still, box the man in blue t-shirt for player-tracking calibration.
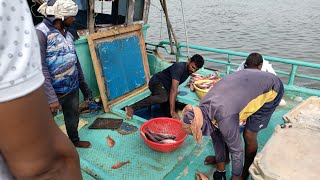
[125,54,204,120]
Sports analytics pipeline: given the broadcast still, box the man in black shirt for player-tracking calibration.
[125,54,204,120]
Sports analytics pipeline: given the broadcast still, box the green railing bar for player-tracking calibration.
[146,42,161,47]
[275,70,290,76]
[284,84,320,97]
[180,51,320,81]
[146,43,172,54]
[146,41,320,86]
[288,65,298,85]
[181,43,320,69]
[154,41,320,69]
[295,74,320,81]
[273,70,320,81]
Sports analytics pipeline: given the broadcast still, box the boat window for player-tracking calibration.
[118,0,145,22]
[28,0,147,32]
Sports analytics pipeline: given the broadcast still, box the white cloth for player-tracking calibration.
[37,0,78,20]
[237,59,276,75]
[0,0,45,178]
[0,0,45,103]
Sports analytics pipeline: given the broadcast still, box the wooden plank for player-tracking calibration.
[108,85,148,107]
[87,35,109,112]
[139,28,150,81]
[89,24,141,41]
[87,24,150,112]
[126,0,135,25]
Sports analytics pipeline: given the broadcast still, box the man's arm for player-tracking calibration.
[36,30,61,114]
[76,58,93,101]
[169,79,180,119]
[0,87,82,179]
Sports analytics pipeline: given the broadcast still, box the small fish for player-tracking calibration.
[107,135,115,148]
[145,131,158,142]
[188,73,221,91]
[195,169,209,180]
[146,129,165,141]
[158,139,177,144]
[155,132,176,140]
[111,161,130,169]
[147,129,176,140]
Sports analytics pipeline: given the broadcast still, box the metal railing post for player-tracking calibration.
[288,65,298,86]
[227,55,232,74]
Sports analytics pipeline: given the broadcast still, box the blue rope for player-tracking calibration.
[80,101,103,118]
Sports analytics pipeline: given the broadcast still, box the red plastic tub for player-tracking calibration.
[140,117,188,152]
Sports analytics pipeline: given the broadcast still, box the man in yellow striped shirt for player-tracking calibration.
[182,53,284,180]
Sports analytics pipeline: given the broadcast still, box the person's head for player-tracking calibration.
[187,54,204,74]
[63,16,76,27]
[38,0,78,26]
[244,53,263,70]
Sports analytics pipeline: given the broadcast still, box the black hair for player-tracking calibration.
[244,53,263,68]
[190,54,204,68]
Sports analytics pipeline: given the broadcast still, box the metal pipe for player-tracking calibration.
[126,0,135,25]
[157,41,320,69]
[160,0,175,55]
[146,41,320,86]
[227,55,232,74]
[288,65,298,86]
[143,0,151,23]
[88,0,95,34]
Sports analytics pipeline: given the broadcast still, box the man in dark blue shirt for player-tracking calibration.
[125,54,204,119]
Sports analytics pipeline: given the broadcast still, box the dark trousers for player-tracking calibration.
[131,82,169,112]
[57,89,80,143]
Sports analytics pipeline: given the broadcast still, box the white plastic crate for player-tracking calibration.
[282,96,320,127]
[249,124,320,180]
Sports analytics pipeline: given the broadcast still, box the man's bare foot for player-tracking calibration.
[204,156,230,165]
[74,141,91,148]
[125,106,134,120]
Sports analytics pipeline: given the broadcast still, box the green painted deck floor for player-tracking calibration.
[55,81,310,180]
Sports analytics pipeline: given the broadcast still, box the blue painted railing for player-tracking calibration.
[146,41,320,88]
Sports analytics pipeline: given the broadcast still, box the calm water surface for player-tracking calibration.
[146,0,320,87]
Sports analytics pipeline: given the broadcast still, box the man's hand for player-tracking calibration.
[0,87,82,179]
[171,111,180,120]
[49,101,61,115]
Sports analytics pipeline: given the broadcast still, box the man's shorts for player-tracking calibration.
[245,85,284,132]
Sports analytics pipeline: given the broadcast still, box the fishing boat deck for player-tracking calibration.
[55,74,308,179]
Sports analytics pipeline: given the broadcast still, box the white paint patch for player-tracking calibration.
[294,96,303,102]
[279,99,287,106]
[193,149,204,157]
[179,166,189,176]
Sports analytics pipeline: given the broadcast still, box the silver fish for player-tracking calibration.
[158,139,177,144]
